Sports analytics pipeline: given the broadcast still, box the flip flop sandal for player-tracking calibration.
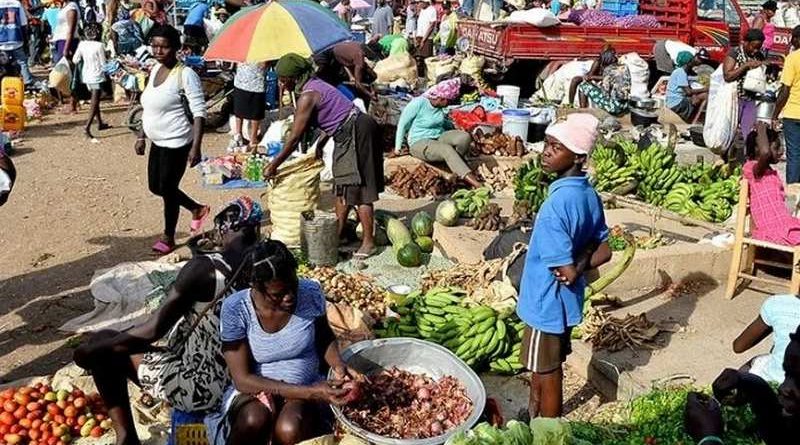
[151,240,175,255]
[353,247,380,260]
[190,205,211,235]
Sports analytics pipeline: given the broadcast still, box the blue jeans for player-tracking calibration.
[784,118,800,184]
[9,46,34,85]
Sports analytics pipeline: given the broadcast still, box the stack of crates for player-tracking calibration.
[602,0,639,17]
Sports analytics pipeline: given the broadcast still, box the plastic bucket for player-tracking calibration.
[496,85,520,108]
[502,109,530,141]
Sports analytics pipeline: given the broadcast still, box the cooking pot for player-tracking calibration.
[630,108,659,127]
[756,99,776,123]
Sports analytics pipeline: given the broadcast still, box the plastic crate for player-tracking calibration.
[602,0,639,17]
[176,424,208,445]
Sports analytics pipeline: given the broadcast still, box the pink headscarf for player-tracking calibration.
[545,113,599,155]
[423,78,461,101]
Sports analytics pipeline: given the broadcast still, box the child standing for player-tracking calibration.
[517,113,612,418]
[72,23,108,142]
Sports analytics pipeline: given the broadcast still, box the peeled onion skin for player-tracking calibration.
[340,367,473,439]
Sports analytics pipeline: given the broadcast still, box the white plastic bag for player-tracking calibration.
[534,60,593,104]
[665,40,696,61]
[504,9,560,27]
[619,52,650,99]
[743,66,767,94]
[703,66,739,151]
[317,136,336,181]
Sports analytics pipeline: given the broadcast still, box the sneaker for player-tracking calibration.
[227,135,244,153]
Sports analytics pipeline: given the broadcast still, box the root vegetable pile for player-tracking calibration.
[476,164,516,192]
[472,130,525,157]
[467,203,504,231]
[341,368,473,439]
[0,383,112,445]
[388,165,456,198]
[301,267,386,322]
[583,310,662,352]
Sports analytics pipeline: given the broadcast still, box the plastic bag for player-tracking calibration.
[703,66,739,151]
[743,65,767,94]
[504,9,560,27]
[619,52,650,99]
[48,58,72,96]
[267,152,323,246]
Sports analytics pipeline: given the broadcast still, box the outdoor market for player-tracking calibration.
[1,0,800,444]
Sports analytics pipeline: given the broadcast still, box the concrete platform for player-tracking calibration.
[566,284,777,401]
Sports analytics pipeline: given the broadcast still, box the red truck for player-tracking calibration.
[457,0,791,71]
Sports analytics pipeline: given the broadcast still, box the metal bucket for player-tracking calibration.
[330,338,486,445]
[300,211,339,267]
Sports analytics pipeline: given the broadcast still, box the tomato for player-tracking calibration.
[17,428,27,438]
[30,391,41,399]
[72,397,86,409]
[18,419,31,429]
[13,406,27,420]
[45,404,59,416]
[0,412,14,426]
[94,413,105,421]
[0,389,14,400]
[29,429,40,440]
[55,400,67,410]
[90,426,104,438]
[4,433,22,444]
[71,390,83,399]
[63,406,77,419]
[17,387,32,396]
[0,424,8,435]
[27,410,43,421]
[3,400,17,413]
[53,415,65,425]
[9,424,20,433]
[46,436,58,445]
[76,415,86,427]
[12,393,30,406]
[26,402,41,412]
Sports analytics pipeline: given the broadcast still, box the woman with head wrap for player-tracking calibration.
[267,53,384,259]
[569,45,631,116]
[723,28,766,161]
[395,77,482,188]
[74,197,263,445]
[665,51,709,123]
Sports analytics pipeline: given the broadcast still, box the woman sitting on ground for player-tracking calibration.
[665,51,709,123]
[74,198,263,445]
[395,77,482,188]
[569,46,631,116]
[204,240,357,445]
[743,121,800,245]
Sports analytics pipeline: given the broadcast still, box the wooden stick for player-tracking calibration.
[600,192,729,233]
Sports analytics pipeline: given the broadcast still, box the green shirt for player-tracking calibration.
[395,96,453,151]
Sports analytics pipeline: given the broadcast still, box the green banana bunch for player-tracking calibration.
[635,144,682,206]
[452,187,491,218]
[513,156,555,213]
[664,181,735,223]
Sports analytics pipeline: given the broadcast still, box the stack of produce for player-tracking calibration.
[664,162,741,222]
[0,383,113,445]
[388,165,456,198]
[591,144,637,194]
[471,129,525,157]
[301,267,386,321]
[451,187,491,218]
[513,156,555,215]
[377,287,525,373]
[384,212,435,267]
[340,368,473,439]
[476,163,516,193]
[467,203,504,231]
[635,144,683,206]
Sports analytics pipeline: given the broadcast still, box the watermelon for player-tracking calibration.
[411,211,434,237]
[415,236,434,253]
[397,243,422,267]
[386,218,413,251]
[435,200,460,226]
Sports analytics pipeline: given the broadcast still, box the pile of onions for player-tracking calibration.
[341,368,473,439]
[567,10,661,28]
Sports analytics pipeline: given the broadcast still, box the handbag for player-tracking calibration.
[173,64,195,125]
[743,65,767,94]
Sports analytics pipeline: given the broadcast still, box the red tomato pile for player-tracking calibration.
[0,383,112,445]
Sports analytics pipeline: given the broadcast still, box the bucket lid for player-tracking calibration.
[502,108,531,117]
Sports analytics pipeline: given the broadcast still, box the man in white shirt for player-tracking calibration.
[415,0,437,67]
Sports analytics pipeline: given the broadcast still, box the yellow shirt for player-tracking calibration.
[781,49,800,120]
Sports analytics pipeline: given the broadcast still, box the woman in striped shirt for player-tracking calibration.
[205,240,358,445]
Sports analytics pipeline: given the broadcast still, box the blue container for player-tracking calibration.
[167,410,204,445]
[602,0,638,17]
[352,30,366,44]
[265,68,278,110]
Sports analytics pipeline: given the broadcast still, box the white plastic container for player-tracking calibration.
[497,85,521,108]
[502,109,530,141]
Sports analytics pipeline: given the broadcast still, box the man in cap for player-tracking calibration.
[517,114,612,418]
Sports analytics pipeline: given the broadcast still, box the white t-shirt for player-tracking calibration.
[0,0,27,51]
[72,41,107,84]
[416,5,437,39]
[53,2,80,42]
[141,64,208,148]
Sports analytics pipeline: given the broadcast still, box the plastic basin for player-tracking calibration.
[330,338,487,445]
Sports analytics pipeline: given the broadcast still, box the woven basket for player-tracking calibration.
[176,424,209,445]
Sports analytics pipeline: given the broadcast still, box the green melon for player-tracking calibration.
[435,200,460,227]
[415,236,434,253]
[411,211,434,237]
[386,218,413,251]
[396,243,423,267]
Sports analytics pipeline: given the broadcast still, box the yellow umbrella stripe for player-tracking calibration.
[247,4,313,61]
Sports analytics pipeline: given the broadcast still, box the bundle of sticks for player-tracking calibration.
[583,310,662,352]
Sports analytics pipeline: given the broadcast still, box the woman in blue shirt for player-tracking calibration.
[394,77,482,188]
[665,51,708,123]
[205,240,358,445]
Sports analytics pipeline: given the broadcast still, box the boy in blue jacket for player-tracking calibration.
[517,113,612,418]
